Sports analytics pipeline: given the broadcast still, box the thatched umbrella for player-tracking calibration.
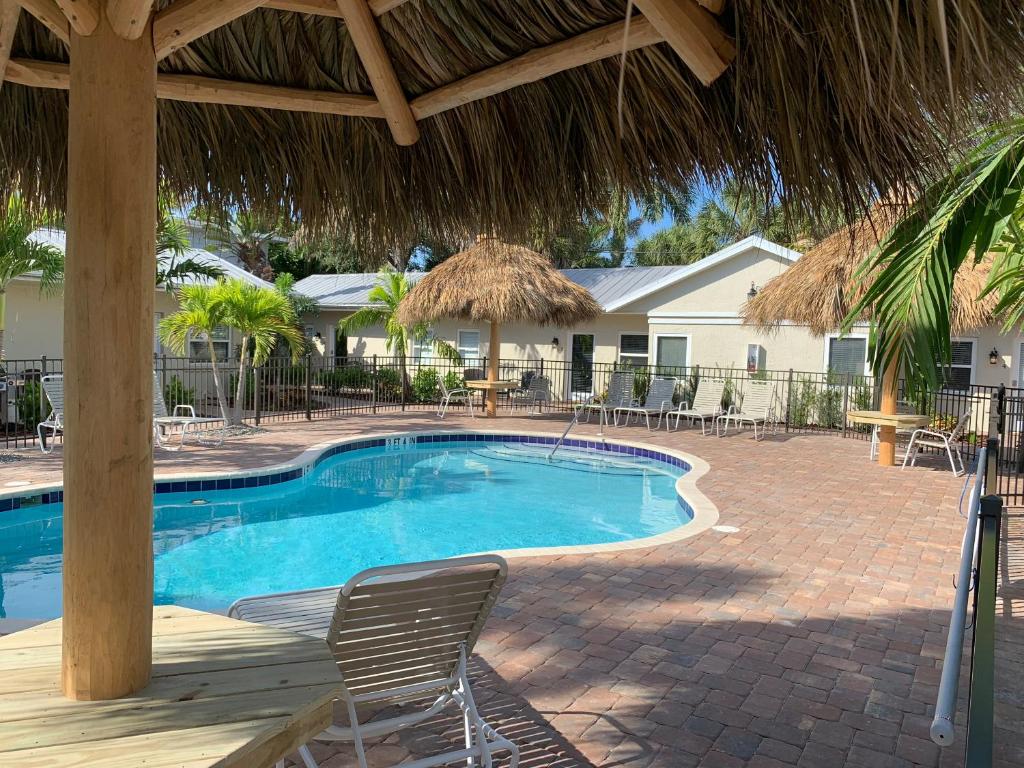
[1,0,1022,709]
[742,202,998,466]
[397,237,602,416]
[743,203,998,335]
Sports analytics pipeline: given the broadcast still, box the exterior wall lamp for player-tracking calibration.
[747,282,758,300]
[989,348,1000,365]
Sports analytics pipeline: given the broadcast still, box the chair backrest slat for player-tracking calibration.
[528,375,551,399]
[692,378,726,411]
[950,411,972,441]
[40,375,64,419]
[326,556,507,697]
[606,371,635,407]
[739,381,774,414]
[152,372,169,418]
[643,377,677,408]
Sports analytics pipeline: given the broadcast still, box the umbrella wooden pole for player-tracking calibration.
[487,321,500,417]
[877,355,898,466]
[62,14,156,700]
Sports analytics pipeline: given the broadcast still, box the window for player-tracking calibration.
[655,335,688,371]
[570,334,595,394]
[939,340,974,390]
[619,334,649,366]
[411,334,435,360]
[827,336,867,376]
[457,330,481,362]
[189,325,230,362]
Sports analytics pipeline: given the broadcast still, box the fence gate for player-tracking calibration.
[996,385,1024,503]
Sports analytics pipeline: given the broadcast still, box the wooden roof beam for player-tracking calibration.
[15,0,69,44]
[106,0,153,39]
[698,0,726,13]
[52,0,99,35]
[632,0,735,86]
[411,16,664,119]
[263,0,408,16]
[335,0,417,145]
[153,0,266,59]
[5,57,385,117]
[0,1,19,94]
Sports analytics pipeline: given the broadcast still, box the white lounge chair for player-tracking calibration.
[576,370,634,426]
[614,376,678,430]
[153,372,224,450]
[717,380,776,440]
[37,374,64,454]
[229,555,519,768]
[437,377,475,419]
[901,411,971,476]
[509,374,551,414]
[664,378,726,434]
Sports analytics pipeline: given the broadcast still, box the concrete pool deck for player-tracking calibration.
[1,412,1021,767]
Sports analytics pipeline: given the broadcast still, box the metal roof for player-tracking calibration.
[24,228,274,289]
[294,236,802,312]
[295,265,687,311]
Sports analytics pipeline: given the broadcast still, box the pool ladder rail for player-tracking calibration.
[549,394,606,460]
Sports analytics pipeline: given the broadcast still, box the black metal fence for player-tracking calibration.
[3,354,1023,485]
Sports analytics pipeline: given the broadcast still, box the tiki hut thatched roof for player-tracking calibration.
[742,203,998,336]
[4,1,1024,251]
[397,238,602,327]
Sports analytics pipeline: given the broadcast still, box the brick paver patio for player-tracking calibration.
[2,412,1021,767]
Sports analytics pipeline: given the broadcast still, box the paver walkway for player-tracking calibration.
[2,411,1019,767]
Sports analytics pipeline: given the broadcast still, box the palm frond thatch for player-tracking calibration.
[3,1,1024,249]
[742,202,998,336]
[396,237,602,327]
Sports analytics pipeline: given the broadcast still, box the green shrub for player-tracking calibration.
[817,384,843,428]
[163,375,195,410]
[442,371,465,392]
[788,377,817,428]
[375,367,402,400]
[411,368,440,402]
[16,381,41,432]
[318,366,372,392]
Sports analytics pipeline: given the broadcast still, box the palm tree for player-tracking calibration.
[846,119,1024,389]
[206,211,280,281]
[158,284,232,422]
[0,195,63,360]
[155,207,224,288]
[340,271,460,388]
[217,279,306,425]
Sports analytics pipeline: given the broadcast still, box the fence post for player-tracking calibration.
[372,355,378,414]
[842,372,851,438]
[38,355,47,424]
[785,368,794,433]
[253,364,261,426]
[539,358,544,377]
[401,355,407,412]
[305,352,312,421]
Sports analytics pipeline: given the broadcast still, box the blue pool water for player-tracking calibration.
[0,440,689,619]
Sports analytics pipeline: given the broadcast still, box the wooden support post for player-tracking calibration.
[0,1,20,92]
[631,0,735,85]
[62,11,156,701]
[877,355,898,466]
[487,321,499,417]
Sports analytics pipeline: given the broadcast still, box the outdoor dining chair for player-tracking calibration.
[575,369,635,426]
[229,555,519,768]
[509,374,551,415]
[437,377,475,419]
[901,411,971,476]
[614,376,678,430]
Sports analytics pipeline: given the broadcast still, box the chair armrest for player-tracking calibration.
[172,405,196,418]
[911,428,948,441]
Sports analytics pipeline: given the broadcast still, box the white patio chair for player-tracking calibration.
[153,372,224,450]
[575,370,634,426]
[901,411,971,476]
[438,377,475,419]
[716,380,776,440]
[229,555,519,768]
[614,376,678,430]
[869,399,917,460]
[509,374,551,415]
[664,378,726,434]
[37,374,64,454]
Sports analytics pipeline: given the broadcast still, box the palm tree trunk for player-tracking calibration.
[232,336,250,426]
[207,338,230,423]
[0,289,6,361]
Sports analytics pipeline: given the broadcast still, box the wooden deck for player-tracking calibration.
[0,606,342,767]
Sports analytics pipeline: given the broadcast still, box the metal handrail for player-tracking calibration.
[931,444,987,746]
[548,394,606,460]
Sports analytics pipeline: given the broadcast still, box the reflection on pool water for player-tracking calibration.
[0,440,690,619]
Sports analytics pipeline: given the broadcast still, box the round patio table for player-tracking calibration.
[465,379,521,417]
[0,605,342,767]
[846,409,930,466]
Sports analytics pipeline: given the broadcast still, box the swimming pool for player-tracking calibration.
[0,434,710,620]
